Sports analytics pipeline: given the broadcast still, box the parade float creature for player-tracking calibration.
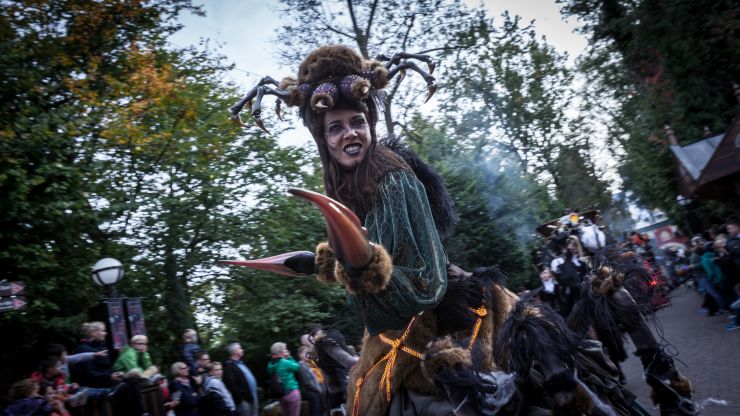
[224,45,696,416]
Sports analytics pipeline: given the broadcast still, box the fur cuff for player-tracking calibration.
[545,370,594,416]
[335,243,392,294]
[315,242,337,284]
[421,336,471,381]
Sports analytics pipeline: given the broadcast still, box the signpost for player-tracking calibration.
[0,281,25,297]
[0,296,26,312]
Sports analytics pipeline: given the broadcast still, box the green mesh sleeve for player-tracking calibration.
[347,170,448,335]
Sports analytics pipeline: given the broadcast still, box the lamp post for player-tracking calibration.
[676,195,697,235]
[91,258,124,298]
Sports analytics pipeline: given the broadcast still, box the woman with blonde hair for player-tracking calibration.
[267,342,301,416]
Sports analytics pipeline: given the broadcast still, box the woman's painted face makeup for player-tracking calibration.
[323,109,370,169]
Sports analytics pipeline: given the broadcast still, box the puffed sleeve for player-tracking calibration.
[347,170,447,335]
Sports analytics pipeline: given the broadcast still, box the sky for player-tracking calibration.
[170,0,588,83]
[169,0,590,146]
[168,1,658,226]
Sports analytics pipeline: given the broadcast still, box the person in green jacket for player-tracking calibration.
[266,342,301,416]
[113,335,154,375]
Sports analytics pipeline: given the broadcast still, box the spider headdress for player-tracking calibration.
[229,45,437,134]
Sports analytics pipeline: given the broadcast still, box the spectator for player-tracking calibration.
[169,362,199,416]
[2,379,61,416]
[47,343,107,387]
[113,335,156,376]
[714,234,740,299]
[71,322,123,399]
[267,342,301,416]
[727,283,740,331]
[181,329,201,368]
[308,326,357,413]
[200,362,235,416]
[725,221,740,270]
[690,237,719,315]
[190,350,211,378]
[38,384,70,416]
[222,343,257,416]
[297,346,323,416]
[701,241,729,310]
[30,357,65,393]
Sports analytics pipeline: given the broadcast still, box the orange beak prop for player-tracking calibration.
[221,188,371,277]
[288,188,371,269]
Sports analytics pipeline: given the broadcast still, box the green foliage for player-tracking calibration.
[407,118,561,289]
[559,0,740,225]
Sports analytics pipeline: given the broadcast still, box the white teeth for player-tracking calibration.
[344,144,361,155]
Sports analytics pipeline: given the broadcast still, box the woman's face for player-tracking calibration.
[92,326,106,341]
[323,109,370,170]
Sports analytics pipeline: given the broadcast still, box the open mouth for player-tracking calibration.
[343,143,362,155]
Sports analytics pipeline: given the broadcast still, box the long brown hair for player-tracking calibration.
[303,96,411,219]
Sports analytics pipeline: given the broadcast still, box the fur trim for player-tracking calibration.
[551,384,594,416]
[310,82,338,113]
[335,244,392,294]
[421,336,471,381]
[347,312,437,415]
[298,45,364,85]
[279,76,297,90]
[494,300,581,376]
[363,60,390,89]
[671,375,693,398]
[545,370,594,416]
[278,77,306,107]
[350,77,372,100]
[315,242,337,284]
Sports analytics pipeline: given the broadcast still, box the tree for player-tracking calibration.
[273,0,488,134]
[0,0,201,391]
[407,117,562,289]
[558,0,740,224]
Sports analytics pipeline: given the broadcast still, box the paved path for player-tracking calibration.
[620,285,740,415]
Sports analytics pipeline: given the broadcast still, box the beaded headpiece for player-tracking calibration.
[229,45,437,134]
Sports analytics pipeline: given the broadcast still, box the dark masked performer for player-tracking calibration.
[225,45,696,416]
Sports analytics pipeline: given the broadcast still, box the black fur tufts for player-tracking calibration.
[494,300,581,376]
[381,135,458,239]
[434,265,491,334]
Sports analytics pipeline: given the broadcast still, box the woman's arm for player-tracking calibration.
[347,171,448,334]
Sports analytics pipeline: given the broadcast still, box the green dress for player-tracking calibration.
[347,170,448,335]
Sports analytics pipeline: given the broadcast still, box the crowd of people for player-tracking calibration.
[3,324,359,416]
[675,222,740,330]
[535,220,740,332]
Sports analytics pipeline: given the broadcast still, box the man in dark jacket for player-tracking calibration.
[222,343,257,416]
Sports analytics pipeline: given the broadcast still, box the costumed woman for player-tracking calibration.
[225,45,697,416]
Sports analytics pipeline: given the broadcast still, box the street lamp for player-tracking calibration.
[92,258,124,298]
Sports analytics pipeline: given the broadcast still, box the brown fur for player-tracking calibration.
[362,60,390,89]
[421,336,472,381]
[315,242,337,284]
[279,77,304,107]
[335,244,392,294]
[310,91,336,113]
[298,45,363,85]
[347,311,438,416]
[649,374,693,405]
[350,77,372,100]
[477,284,518,371]
[671,374,693,397]
[551,384,594,416]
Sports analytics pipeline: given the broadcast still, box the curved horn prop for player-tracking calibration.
[221,251,315,277]
[288,188,371,269]
[229,76,291,134]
